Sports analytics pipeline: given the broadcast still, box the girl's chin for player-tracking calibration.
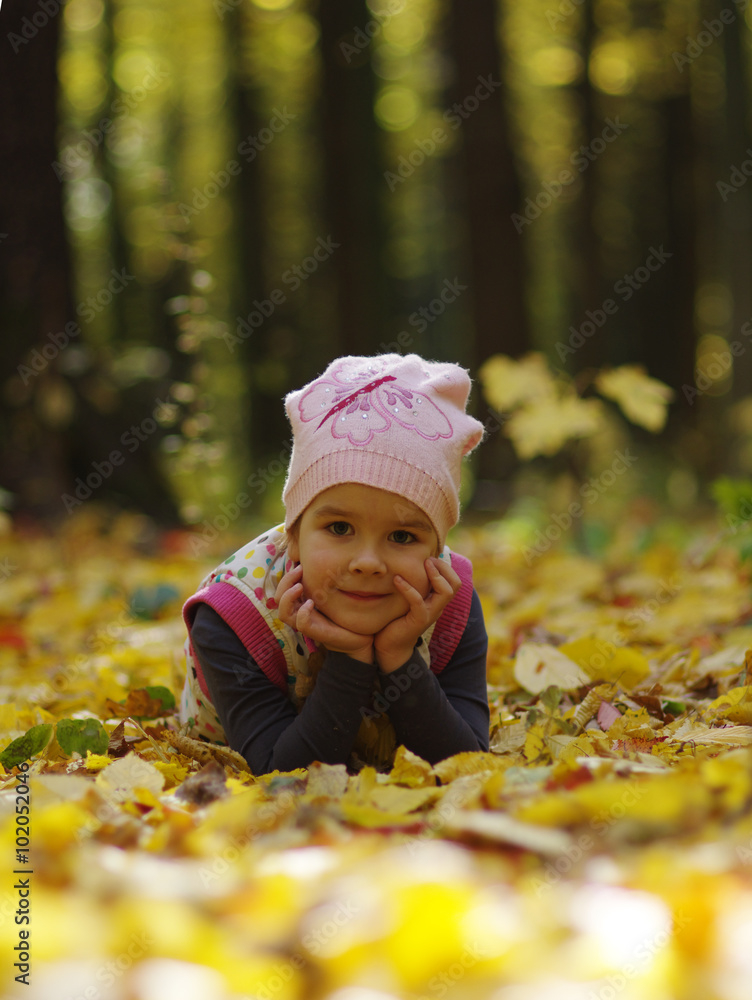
[329,607,407,636]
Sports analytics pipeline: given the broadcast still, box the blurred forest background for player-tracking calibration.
[1,0,752,534]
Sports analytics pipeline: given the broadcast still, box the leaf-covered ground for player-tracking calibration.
[3,508,752,1000]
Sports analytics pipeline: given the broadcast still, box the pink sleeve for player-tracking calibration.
[428,553,474,674]
[183,582,289,694]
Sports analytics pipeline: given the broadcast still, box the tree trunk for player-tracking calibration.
[567,0,604,374]
[0,5,75,517]
[0,5,181,522]
[447,0,529,366]
[723,9,752,400]
[446,0,530,502]
[316,0,388,357]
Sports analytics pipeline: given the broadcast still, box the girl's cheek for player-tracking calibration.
[414,566,431,600]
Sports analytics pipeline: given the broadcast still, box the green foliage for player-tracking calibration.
[143,686,176,713]
[539,685,563,713]
[56,718,109,757]
[129,585,181,620]
[711,476,752,527]
[0,723,53,768]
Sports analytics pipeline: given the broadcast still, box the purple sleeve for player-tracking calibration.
[189,590,489,773]
[376,588,490,760]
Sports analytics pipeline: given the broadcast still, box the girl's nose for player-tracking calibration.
[349,544,386,574]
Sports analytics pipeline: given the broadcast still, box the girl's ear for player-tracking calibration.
[288,529,300,563]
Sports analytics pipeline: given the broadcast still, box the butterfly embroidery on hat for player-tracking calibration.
[298,361,453,445]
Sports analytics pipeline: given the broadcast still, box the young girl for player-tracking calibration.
[179,353,490,774]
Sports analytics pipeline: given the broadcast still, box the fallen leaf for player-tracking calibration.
[94,751,165,802]
[514,642,590,693]
[104,688,171,719]
[174,760,228,805]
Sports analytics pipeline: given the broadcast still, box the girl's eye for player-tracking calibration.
[390,530,416,544]
[328,521,352,536]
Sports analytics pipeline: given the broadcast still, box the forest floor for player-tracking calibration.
[2,504,752,1000]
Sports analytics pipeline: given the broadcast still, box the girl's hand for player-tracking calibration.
[274,564,374,663]
[374,557,461,674]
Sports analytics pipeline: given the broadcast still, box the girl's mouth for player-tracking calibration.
[340,590,387,601]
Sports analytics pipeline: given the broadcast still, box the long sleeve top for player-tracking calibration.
[189,589,490,774]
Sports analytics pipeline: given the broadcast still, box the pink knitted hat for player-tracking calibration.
[282,354,485,545]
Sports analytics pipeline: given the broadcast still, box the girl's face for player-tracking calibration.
[288,483,439,636]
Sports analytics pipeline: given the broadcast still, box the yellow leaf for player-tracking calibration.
[305,761,349,799]
[516,770,710,831]
[559,637,650,689]
[606,706,656,740]
[389,746,436,787]
[523,723,550,764]
[505,394,602,459]
[667,724,752,746]
[438,808,574,854]
[514,642,590,693]
[94,752,165,802]
[557,730,611,763]
[383,882,484,991]
[152,757,191,787]
[84,751,113,771]
[490,719,527,754]
[478,351,556,411]
[433,752,510,783]
[340,782,438,827]
[226,774,256,794]
[595,364,674,431]
[706,684,752,722]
